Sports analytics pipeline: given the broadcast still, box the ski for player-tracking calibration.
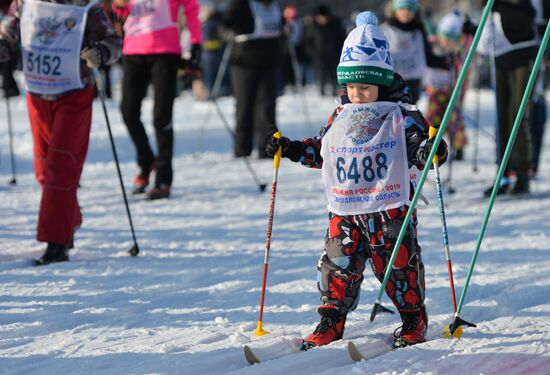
[243,345,262,365]
[347,322,445,362]
[243,338,303,365]
[347,339,394,362]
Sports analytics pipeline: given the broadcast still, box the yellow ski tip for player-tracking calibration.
[443,324,463,338]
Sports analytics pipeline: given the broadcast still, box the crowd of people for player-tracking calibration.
[0,0,547,353]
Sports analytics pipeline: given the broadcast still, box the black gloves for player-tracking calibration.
[418,138,448,167]
[190,43,202,69]
[265,133,303,162]
[266,135,291,157]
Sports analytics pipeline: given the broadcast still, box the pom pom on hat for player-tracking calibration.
[356,11,378,27]
[437,10,464,41]
[337,11,394,86]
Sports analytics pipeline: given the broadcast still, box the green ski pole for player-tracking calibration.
[369,0,496,322]
[448,18,550,336]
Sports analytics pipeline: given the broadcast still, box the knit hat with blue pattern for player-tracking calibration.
[336,11,394,86]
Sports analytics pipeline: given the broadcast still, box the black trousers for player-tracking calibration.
[230,64,278,157]
[496,63,533,173]
[120,54,180,186]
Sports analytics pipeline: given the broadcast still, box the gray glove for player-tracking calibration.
[80,45,104,69]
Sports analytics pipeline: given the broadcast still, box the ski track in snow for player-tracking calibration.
[1,72,550,374]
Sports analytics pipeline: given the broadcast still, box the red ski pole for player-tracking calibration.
[254,131,282,336]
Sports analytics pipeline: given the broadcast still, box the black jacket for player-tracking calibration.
[222,0,284,68]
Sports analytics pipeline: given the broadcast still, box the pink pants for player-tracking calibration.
[27,88,94,245]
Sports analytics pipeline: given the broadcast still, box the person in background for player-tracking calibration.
[281,4,307,91]
[424,10,469,161]
[266,11,447,350]
[200,2,230,98]
[0,0,122,265]
[478,0,538,195]
[0,1,18,98]
[222,0,284,159]
[112,0,202,199]
[380,0,442,104]
[304,4,345,97]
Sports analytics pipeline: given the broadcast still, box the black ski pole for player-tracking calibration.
[193,41,233,160]
[5,94,16,184]
[93,68,140,256]
[212,99,267,192]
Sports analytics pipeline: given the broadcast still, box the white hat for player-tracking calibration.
[437,11,464,41]
[336,11,394,86]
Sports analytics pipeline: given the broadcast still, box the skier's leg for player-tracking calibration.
[35,88,94,247]
[254,66,278,158]
[120,55,155,177]
[367,207,427,346]
[304,213,367,348]
[150,54,179,188]
[368,208,425,311]
[230,65,258,157]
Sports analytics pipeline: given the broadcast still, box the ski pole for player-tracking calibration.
[212,99,267,192]
[369,0,495,323]
[448,18,550,336]
[472,55,481,173]
[428,126,473,338]
[193,42,232,160]
[254,131,282,336]
[93,68,140,257]
[287,38,313,133]
[6,95,16,184]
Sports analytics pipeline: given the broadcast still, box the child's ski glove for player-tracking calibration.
[265,133,303,162]
[418,138,448,167]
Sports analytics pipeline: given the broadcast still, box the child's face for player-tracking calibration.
[395,8,415,24]
[347,83,379,104]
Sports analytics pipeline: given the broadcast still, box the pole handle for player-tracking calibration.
[273,131,282,169]
[428,126,440,164]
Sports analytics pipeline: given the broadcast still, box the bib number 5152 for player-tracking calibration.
[27,52,61,76]
[336,153,388,184]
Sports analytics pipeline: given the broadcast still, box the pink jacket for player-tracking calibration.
[114,0,202,55]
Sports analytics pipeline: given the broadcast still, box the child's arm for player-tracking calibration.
[265,107,343,169]
[404,111,448,169]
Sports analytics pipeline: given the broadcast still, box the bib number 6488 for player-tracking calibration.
[336,153,388,184]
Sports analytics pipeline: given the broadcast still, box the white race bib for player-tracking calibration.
[320,102,410,215]
[235,0,281,42]
[123,0,177,37]
[20,0,97,95]
[424,67,452,89]
[381,25,426,80]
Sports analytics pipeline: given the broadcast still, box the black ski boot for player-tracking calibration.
[511,172,529,195]
[483,177,511,197]
[34,242,69,266]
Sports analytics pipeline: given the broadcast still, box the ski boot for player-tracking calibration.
[146,184,171,200]
[301,315,346,350]
[394,307,428,348]
[34,242,69,266]
[133,163,155,194]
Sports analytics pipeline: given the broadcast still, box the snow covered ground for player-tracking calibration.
[1,72,550,374]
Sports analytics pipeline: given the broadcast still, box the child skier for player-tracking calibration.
[424,10,469,161]
[0,0,122,265]
[265,12,447,349]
